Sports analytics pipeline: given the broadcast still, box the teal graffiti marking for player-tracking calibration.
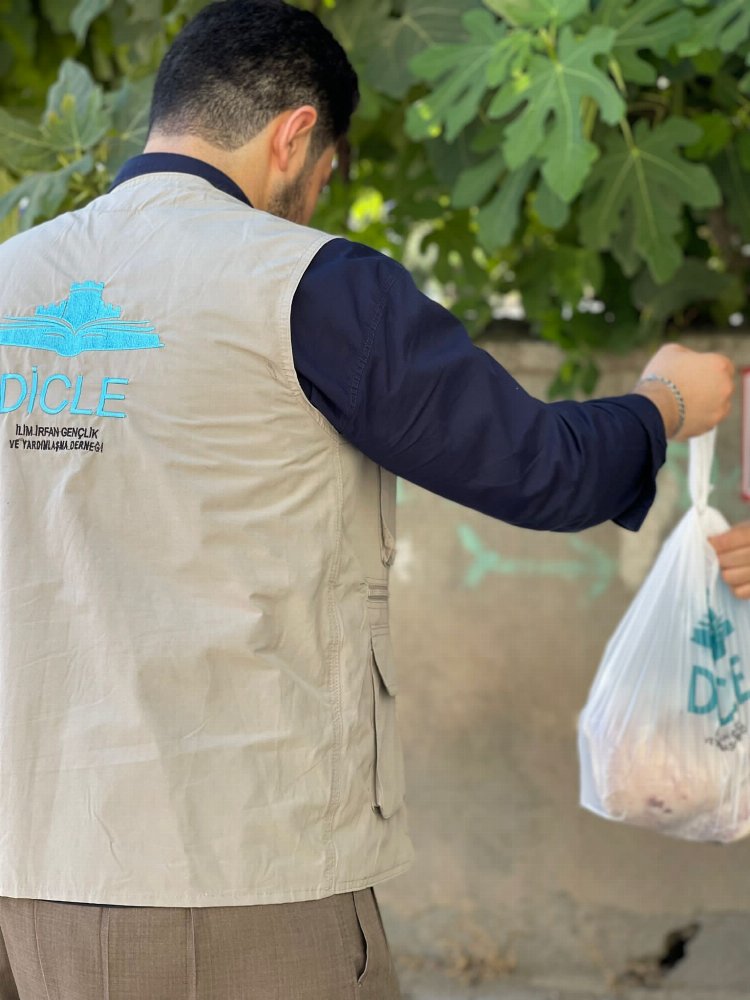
[0,281,163,357]
[457,524,617,600]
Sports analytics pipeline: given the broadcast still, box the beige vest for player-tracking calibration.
[0,172,414,906]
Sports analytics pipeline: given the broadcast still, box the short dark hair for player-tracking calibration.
[148,0,359,157]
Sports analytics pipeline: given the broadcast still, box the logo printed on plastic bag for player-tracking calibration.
[689,602,750,748]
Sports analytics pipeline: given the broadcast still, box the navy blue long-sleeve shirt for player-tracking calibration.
[111,153,667,533]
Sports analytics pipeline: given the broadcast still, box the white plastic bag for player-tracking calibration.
[578,429,750,843]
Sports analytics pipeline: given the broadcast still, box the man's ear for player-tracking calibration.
[271,106,318,174]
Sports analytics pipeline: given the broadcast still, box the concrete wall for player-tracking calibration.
[377,334,750,998]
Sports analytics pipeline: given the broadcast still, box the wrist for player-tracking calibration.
[633,379,683,439]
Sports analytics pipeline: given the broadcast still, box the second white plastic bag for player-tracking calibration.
[578,430,750,843]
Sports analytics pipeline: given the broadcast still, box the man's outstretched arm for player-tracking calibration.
[292,239,733,533]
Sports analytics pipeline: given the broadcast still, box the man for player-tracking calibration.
[0,1,735,998]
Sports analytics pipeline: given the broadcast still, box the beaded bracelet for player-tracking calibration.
[636,374,686,437]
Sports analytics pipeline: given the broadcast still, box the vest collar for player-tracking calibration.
[109,153,253,209]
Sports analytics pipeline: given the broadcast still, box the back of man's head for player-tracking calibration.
[148,0,359,158]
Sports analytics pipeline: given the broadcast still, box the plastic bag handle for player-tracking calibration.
[689,429,716,513]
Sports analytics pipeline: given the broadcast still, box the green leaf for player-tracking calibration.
[679,0,750,56]
[486,29,534,87]
[483,0,588,30]
[0,155,93,231]
[406,10,516,142]
[321,0,391,74]
[632,258,736,328]
[742,52,750,96]
[534,180,570,228]
[0,0,36,61]
[684,112,733,161]
[452,149,505,208]
[489,25,624,202]
[353,80,385,123]
[105,74,154,172]
[595,0,696,85]
[416,211,490,289]
[40,0,79,35]
[470,122,507,153]
[0,168,20,244]
[168,0,214,17]
[691,49,724,76]
[738,130,750,172]
[425,130,480,189]
[579,117,721,283]
[477,160,537,249]
[610,204,641,277]
[71,0,113,44]
[517,244,604,319]
[107,2,168,65]
[549,356,601,399]
[0,107,58,173]
[42,59,109,153]
[129,0,160,20]
[367,0,476,100]
[713,143,750,243]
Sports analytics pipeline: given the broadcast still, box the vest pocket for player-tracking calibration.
[370,627,406,819]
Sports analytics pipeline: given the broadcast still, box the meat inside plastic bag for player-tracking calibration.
[578,430,750,844]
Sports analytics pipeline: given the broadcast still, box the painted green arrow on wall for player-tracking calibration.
[457,523,618,600]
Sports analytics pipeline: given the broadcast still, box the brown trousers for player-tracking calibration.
[0,887,402,999]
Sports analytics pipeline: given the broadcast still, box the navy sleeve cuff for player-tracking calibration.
[600,393,667,532]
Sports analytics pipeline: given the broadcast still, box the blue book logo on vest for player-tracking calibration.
[0,282,163,420]
[0,281,163,356]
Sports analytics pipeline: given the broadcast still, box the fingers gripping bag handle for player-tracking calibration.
[578,430,750,844]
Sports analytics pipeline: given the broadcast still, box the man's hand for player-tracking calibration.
[710,522,750,600]
[633,344,735,440]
